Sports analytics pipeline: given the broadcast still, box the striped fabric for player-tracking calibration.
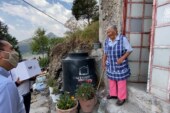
[104,34,131,80]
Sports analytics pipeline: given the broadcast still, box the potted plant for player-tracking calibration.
[56,92,78,113]
[75,80,96,113]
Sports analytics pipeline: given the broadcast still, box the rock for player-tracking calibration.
[31,95,48,108]
[50,94,60,103]
[30,107,49,113]
[51,110,56,113]
[96,88,108,102]
[99,0,122,42]
[30,89,50,113]
[97,98,107,113]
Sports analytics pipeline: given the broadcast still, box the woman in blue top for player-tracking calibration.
[102,25,133,106]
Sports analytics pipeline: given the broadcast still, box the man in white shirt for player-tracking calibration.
[0,39,25,113]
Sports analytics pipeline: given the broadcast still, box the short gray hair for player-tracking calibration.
[107,24,117,31]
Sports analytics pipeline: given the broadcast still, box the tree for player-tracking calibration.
[49,38,65,48]
[0,21,8,39]
[31,28,49,57]
[65,16,88,33]
[65,17,80,32]
[91,5,99,22]
[0,21,22,59]
[72,0,98,24]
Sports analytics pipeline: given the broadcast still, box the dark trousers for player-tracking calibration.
[23,92,31,113]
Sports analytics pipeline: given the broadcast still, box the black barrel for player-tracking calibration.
[62,52,97,95]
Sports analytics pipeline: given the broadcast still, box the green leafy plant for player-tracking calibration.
[38,57,49,68]
[76,80,95,100]
[57,92,77,110]
[52,87,59,94]
[81,21,99,41]
[30,28,49,55]
[47,77,56,87]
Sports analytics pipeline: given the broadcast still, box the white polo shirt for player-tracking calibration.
[9,71,31,96]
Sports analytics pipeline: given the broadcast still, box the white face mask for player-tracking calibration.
[2,51,19,68]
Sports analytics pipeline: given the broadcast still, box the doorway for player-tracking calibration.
[123,0,153,83]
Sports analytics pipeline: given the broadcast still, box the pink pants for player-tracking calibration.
[109,79,127,100]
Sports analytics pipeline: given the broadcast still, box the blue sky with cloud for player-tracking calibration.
[0,0,73,41]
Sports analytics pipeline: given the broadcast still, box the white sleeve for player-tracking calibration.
[123,37,133,52]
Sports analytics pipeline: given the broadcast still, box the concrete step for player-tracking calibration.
[96,83,170,113]
[105,99,145,113]
[30,94,50,113]
[128,83,170,113]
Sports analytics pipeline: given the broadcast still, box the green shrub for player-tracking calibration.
[81,21,99,42]
[76,81,95,100]
[64,21,99,44]
[47,77,56,87]
[39,57,49,68]
[52,87,59,94]
[49,38,65,47]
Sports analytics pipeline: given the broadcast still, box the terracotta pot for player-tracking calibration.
[79,97,97,113]
[56,101,78,113]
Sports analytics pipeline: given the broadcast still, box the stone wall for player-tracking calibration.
[98,0,124,93]
[99,0,123,43]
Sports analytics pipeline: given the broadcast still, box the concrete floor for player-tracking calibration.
[30,83,170,113]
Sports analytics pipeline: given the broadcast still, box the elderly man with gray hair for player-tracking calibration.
[102,25,133,106]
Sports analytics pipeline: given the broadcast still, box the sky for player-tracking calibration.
[0,0,74,41]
